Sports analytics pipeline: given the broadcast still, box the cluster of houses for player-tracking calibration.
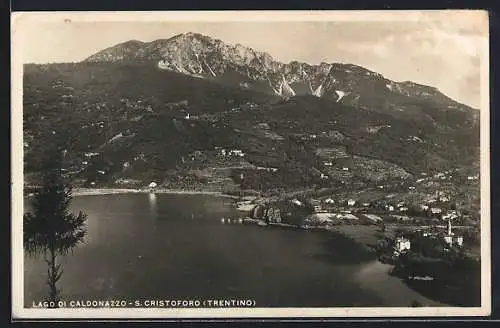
[392,216,464,256]
[370,199,409,213]
[214,147,245,158]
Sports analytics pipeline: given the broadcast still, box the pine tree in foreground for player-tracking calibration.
[24,159,87,307]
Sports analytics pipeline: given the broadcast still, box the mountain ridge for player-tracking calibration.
[84,32,477,114]
[22,32,479,208]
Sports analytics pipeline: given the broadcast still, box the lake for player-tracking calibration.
[23,193,444,308]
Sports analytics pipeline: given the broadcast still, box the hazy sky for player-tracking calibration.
[14,11,488,108]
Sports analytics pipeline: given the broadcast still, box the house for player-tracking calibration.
[313,205,325,213]
[84,152,100,158]
[229,149,245,157]
[442,210,458,221]
[324,162,333,166]
[342,167,350,171]
[324,198,335,204]
[408,186,416,190]
[430,207,442,214]
[148,181,158,192]
[394,236,411,254]
[387,205,395,212]
[420,204,429,211]
[439,195,450,202]
[320,173,329,179]
[347,199,356,206]
[399,207,408,212]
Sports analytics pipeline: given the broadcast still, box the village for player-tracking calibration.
[230,194,474,253]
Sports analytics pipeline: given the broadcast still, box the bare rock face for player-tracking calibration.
[83,33,476,119]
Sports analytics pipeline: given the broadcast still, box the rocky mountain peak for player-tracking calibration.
[84,32,476,113]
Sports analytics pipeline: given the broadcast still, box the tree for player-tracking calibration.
[278,198,314,227]
[23,153,87,307]
[410,300,423,307]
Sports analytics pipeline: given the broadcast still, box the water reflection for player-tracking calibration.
[24,193,435,308]
[148,192,157,218]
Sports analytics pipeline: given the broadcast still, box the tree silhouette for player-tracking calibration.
[410,300,423,307]
[23,152,87,306]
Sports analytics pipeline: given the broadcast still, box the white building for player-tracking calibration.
[430,207,442,214]
[324,198,335,204]
[439,195,450,202]
[148,181,158,192]
[347,199,356,206]
[394,237,411,253]
[229,149,245,157]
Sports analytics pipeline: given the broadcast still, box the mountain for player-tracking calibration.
[23,33,480,215]
[84,32,478,127]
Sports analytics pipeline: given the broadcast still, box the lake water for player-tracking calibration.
[23,193,444,308]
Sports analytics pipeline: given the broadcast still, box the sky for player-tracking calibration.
[14,11,488,108]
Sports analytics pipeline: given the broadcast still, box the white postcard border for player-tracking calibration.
[11,10,491,319]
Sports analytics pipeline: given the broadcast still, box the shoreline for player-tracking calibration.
[25,188,462,307]
[71,187,240,198]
